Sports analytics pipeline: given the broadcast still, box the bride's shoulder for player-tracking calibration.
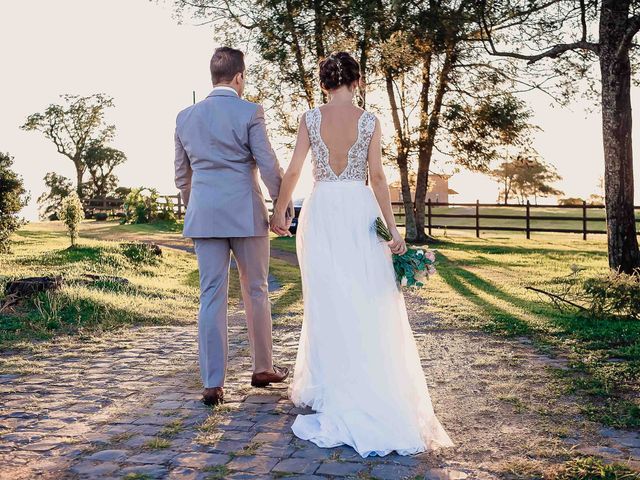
[358,109,378,133]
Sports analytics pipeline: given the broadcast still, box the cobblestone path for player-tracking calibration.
[0,315,479,480]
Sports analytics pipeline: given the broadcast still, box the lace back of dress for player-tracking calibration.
[306,107,376,182]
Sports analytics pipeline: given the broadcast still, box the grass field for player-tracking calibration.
[0,222,301,350]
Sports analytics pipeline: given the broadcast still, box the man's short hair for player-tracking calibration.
[210,47,245,84]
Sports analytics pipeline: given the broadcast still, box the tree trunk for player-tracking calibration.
[398,158,417,240]
[312,0,327,104]
[384,71,417,241]
[75,162,84,199]
[414,47,456,243]
[284,0,314,108]
[599,0,640,273]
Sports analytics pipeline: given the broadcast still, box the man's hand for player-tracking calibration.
[270,209,291,237]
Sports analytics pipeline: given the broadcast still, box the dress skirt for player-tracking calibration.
[289,180,454,457]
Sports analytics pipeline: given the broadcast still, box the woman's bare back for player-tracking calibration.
[317,104,366,177]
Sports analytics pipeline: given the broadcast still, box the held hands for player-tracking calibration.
[270,208,292,237]
[388,227,407,255]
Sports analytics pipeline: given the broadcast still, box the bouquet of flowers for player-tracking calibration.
[374,217,436,288]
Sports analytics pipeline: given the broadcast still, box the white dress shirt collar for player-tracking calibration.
[212,86,238,96]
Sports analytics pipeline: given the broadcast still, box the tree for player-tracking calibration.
[21,94,116,199]
[375,1,536,241]
[477,0,640,272]
[58,192,84,248]
[0,152,29,253]
[37,172,74,221]
[491,158,520,204]
[511,158,563,205]
[174,0,537,242]
[83,140,127,198]
[491,155,563,204]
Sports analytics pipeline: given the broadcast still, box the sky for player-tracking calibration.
[1,0,638,220]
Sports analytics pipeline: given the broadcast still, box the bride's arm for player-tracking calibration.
[368,117,408,255]
[271,115,310,236]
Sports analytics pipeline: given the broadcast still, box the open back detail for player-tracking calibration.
[305,107,376,182]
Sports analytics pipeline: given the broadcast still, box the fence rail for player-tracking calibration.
[85,195,640,240]
[392,199,640,240]
[84,193,187,219]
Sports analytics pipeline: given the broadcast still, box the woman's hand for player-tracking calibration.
[387,228,407,255]
[270,209,291,237]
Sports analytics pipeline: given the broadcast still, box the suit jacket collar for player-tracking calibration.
[207,86,239,98]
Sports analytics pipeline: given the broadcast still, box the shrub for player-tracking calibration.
[584,270,640,320]
[95,212,108,221]
[555,456,639,479]
[122,187,159,224]
[58,192,85,248]
[558,197,585,206]
[0,152,29,253]
[120,242,162,265]
[157,196,176,222]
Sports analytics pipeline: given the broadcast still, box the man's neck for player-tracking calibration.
[213,84,239,96]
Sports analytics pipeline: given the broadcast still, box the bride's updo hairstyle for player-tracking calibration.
[318,52,361,91]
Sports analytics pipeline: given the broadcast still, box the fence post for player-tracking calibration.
[526,200,531,240]
[475,200,480,238]
[582,200,587,240]
[427,198,432,236]
[177,192,183,219]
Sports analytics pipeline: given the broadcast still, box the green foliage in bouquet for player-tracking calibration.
[374,217,436,288]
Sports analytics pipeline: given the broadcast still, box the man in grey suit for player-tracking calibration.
[174,47,293,406]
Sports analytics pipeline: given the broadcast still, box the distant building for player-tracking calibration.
[388,173,457,204]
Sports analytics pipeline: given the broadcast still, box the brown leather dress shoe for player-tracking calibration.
[202,387,224,406]
[251,365,290,388]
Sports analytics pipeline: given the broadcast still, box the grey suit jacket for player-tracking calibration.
[174,89,285,238]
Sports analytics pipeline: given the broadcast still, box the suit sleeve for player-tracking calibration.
[174,127,192,207]
[248,104,284,202]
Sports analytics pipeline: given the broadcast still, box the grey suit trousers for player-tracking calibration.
[194,236,274,388]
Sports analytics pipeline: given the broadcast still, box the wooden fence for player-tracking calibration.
[84,194,186,219]
[86,195,640,240]
[392,199,640,240]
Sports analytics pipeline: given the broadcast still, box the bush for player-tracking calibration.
[95,212,108,221]
[0,152,29,253]
[559,197,585,206]
[120,242,162,264]
[122,187,159,224]
[58,192,85,248]
[584,270,640,320]
[555,456,639,479]
[157,196,176,223]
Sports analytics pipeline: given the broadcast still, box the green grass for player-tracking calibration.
[0,223,302,350]
[0,226,199,348]
[555,456,640,479]
[422,235,640,429]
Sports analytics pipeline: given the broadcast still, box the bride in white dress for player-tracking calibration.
[270,51,453,458]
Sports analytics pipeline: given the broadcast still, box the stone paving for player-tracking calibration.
[0,314,479,480]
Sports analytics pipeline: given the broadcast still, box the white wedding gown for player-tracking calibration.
[289,107,454,457]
